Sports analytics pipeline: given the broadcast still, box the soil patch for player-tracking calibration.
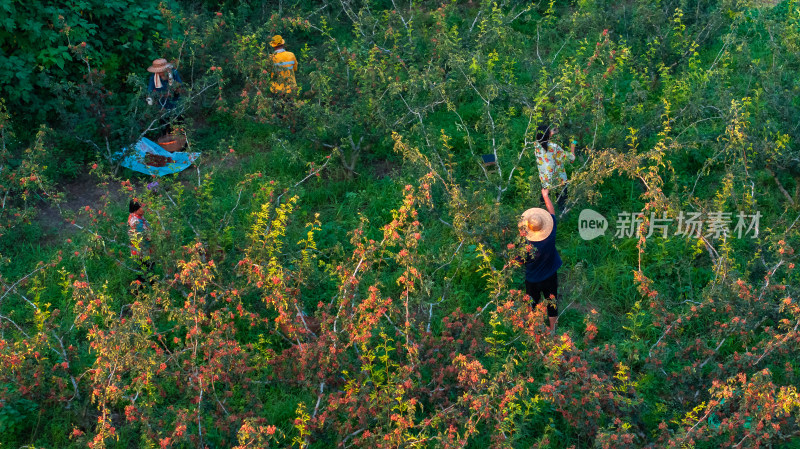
[36,174,120,244]
[370,158,400,180]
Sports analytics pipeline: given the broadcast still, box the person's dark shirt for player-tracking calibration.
[148,69,183,109]
[524,214,562,282]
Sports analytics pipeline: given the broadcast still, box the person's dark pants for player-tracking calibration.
[158,111,183,138]
[156,97,183,138]
[525,272,558,318]
[557,186,567,211]
[273,91,298,129]
[158,116,172,138]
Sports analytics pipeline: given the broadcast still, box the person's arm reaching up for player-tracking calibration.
[542,188,555,215]
[564,142,576,163]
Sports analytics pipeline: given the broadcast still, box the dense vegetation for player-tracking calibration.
[1,0,799,447]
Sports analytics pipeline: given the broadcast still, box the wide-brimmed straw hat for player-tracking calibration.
[519,208,554,242]
[270,35,286,47]
[147,58,174,73]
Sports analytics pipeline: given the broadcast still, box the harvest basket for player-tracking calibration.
[157,134,187,153]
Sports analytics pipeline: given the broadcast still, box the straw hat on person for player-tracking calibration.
[147,58,174,73]
[519,208,554,242]
[270,35,286,48]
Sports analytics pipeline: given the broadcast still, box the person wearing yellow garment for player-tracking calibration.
[269,35,298,127]
[269,35,298,93]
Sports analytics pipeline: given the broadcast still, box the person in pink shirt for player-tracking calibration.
[128,199,154,288]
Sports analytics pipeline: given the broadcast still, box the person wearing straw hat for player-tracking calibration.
[519,188,562,333]
[269,35,298,94]
[146,58,183,110]
[146,58,184,137]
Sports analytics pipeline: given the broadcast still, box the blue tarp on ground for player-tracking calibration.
[118,138,200,176]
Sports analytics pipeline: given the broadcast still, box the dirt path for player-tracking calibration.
[36,174,120,244]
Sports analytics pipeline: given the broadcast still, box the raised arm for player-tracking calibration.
[541,188,555,215]
[565,140,576,162]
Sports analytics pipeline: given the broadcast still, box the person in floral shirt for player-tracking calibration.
[534,124,576,210]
